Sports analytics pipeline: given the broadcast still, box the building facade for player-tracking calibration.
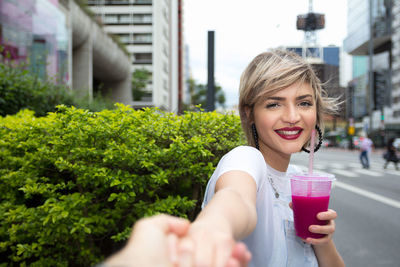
[0,0,132,104]
[344,0,397,144]
[286,46,346,128]
[87,0,183,112]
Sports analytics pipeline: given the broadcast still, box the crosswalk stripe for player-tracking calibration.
[335,181,400,209]
[384,170,400,176]
[348,162,361,168]
[354,169,382,177]
[314,163,326,169]
[330,169,358,177]
[331,163,345,169]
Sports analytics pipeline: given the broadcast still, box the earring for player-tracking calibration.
[252,123,260,150]
[302,125,323,153]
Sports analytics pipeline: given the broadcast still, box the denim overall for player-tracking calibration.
[267,183,319,267]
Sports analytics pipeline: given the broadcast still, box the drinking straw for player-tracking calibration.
[308,129,316,174]
[307,129,316,197]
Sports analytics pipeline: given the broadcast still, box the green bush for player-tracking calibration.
[0,62,115,117]
[0,105,245,266]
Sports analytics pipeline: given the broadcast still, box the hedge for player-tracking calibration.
[0,105,245,266]
[0,62,115,117]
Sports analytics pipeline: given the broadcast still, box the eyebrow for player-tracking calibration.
[265,94,313,101]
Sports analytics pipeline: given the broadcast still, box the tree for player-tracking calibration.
[132,68,151,101]
[184,78,226,111]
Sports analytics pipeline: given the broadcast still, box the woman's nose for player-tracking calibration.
[283,105,301,124]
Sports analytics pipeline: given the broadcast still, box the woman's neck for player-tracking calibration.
[259,146,291,172]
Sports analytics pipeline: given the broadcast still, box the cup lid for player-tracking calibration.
[289,172,336,182]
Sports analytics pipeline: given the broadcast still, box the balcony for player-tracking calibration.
[87,0,152,5]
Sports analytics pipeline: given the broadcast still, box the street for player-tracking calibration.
[291,148,400,267]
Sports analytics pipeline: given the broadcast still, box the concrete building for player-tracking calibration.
[0,0,132,104]
[87,0,183,112]
[343,0,398,144]
[286,46,346,126]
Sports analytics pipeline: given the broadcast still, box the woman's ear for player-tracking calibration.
[245,105,251,121]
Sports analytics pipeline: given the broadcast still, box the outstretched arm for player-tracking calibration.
[177,170,258,266]
[104,214,190,267]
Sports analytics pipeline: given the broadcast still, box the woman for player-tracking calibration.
[384,138,399,170]
[178,50,345,267]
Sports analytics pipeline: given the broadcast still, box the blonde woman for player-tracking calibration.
[178,50,345,267]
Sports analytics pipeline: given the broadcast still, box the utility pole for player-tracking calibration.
[206,31,215,112]
[368,0,374,134]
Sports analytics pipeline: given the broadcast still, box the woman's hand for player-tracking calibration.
[306,209,337,246]
[176,222,251,267]
[288,202,338,246]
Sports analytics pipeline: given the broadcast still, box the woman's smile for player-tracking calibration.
[274,127,303,140]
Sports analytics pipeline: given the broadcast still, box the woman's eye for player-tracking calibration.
[299,101,313,107]
[266,103,279,109]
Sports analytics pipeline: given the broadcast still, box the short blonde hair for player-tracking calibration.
[238,49,339,148]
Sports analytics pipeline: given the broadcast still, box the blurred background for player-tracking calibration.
[1,0,399,266]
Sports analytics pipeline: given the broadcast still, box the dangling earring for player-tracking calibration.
[302,125,323,153]
[252,123,260,150]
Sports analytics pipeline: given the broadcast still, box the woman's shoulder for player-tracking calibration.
[224,145,264,160]
[217,146,266,188]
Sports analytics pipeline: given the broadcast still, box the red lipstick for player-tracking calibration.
[274,127,303,140]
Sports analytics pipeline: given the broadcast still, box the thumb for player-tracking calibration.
[136,214,190,237]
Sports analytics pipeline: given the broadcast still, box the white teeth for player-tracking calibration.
[277,130,300,135]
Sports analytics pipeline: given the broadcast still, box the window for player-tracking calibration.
[119,14,132,24]
[104,15,118,24]
[118,34,131,44]
[133,33,152,43]
[133,53,152,64]
[133,14,152,24]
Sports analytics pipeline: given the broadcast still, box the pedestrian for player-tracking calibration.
[95,214,251,267]
[383,138,399,170]
[178,50,345,266]
[359,134,373,169]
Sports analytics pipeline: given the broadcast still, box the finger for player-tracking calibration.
[231,242,251,267]
[317,209,337,220]
[178,237,195,267]
[137,214,190,237]
[289,202,293,210]
[305,234,332,245]
[309,222,335,236]
[167,233,179,265]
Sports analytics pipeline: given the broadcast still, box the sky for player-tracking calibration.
[183,0,348,108]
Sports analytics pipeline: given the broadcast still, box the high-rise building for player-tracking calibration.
[343,0,396,144]
[87,0,183,112]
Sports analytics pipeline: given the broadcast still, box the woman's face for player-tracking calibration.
[253,82,317,157]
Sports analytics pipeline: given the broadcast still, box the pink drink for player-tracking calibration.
[290,173,335,239]
[292,195,330,239]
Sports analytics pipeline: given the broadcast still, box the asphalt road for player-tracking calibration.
[291,148,400,267]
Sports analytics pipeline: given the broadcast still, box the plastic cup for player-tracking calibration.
[290,173,336,239]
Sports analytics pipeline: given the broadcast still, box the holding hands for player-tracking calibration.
[103,214,251,267]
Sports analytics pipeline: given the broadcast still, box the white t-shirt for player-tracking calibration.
[202,146,318,267]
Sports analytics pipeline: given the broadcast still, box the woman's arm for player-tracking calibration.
[307,210,345,267]
[178,170,258,266]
